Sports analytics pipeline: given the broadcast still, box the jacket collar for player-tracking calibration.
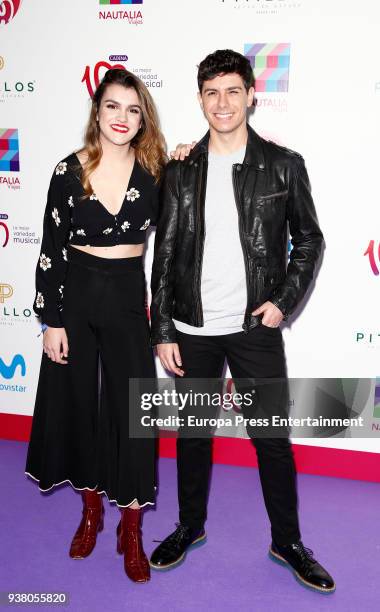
[190,123,265,170]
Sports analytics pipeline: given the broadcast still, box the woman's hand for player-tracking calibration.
[43,327,69,364]
[170,141,197,161]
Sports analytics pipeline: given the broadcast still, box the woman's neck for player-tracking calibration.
[99,136,134,166]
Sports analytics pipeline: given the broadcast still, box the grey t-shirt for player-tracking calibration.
[174,146,247,335]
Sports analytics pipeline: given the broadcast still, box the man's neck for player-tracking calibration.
[208,123,248,155]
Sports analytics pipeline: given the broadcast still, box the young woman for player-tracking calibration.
[25,68,184,583]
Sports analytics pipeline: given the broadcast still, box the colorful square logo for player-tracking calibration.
[244,43,291,93]
[374,377,380,418]
[99,0,143,4]
[0,129,20,172]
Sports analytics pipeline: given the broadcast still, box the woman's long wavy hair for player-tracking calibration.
[79,69,167,196]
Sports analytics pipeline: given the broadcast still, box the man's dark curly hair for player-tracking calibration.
[197,49,255,93]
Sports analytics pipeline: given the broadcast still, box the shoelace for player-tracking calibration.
[293,543,317,568]
[152,523,190,547]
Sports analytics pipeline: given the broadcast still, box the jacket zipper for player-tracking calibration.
[232,164,251,332]
[256,189,288,201]
[193,157,207,326]
[256,265,264,302]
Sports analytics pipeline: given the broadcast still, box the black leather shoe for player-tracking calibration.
[150,523,206,570]
[269,541,336,593]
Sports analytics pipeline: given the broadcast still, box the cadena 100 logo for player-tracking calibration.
[0,213,9,247]
[82,59,127,98]
[0,0,22,25]
[364,240,380,275]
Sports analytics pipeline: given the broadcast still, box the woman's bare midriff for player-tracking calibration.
[71,244,144,259]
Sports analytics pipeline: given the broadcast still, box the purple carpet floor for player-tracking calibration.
[0,440,379,612]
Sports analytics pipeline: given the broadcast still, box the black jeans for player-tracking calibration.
[175,325,301,546]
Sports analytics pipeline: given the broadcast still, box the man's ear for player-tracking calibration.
[247,86,255,108]
[197,91,203,110]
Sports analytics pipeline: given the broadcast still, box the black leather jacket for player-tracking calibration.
[151,125,324,345]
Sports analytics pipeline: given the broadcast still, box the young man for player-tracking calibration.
[150,49,335,593]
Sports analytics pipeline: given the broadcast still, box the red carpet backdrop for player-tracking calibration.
[0,0,379,478]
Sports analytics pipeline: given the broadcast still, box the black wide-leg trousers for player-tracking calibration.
[26,246,156,508]
[175,325,301,546]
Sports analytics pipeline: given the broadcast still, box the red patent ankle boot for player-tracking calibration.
[117,507,150,583]
[69,490,104,559]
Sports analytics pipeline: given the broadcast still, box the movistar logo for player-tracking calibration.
[0,354,26,379]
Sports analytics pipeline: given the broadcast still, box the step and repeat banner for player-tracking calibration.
[1,0,379,457]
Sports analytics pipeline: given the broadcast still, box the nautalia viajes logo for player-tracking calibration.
[244,43,290,113]
[0,128,19,171]
[245,43,290,93]
[374,378,380,418]
[0,128,21,189]
[98,0,143,24]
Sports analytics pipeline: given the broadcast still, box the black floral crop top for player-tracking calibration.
[33,153,159,327]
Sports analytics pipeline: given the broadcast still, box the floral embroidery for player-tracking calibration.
[39,253,52,271]
[103,228,113,235]
[52,208,60,227]
[68,196,74,207]
[58,285,64,297]
[62,248,67,261]
[89,193,97,200]
[76,229,86,236]
[139,219,150,231]
[126,187,140,202]
[55,161,67,175]
[35,292,44,309]
[69,231,73,240]
[121,220,130,231]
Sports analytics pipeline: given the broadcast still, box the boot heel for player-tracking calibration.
[116,520,124,554]
[97,507,105,533]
